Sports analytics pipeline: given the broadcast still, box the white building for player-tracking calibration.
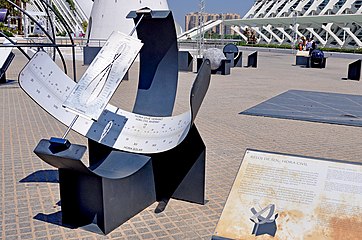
[224,0,362,48]
[87,0,169,40]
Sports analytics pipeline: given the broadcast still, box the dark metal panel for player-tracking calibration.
[150,125,206,204]
[129,10,178,117]
[241,90,362,127]
[347,59,361,81]
[83,46,101,65]
[190,59,211,122]
[246,51,258,68]
[34,139,89,174]
[178,51,193,72]
[0,52,15,83]
[0,9,7,22]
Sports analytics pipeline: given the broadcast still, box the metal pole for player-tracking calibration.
[293,9,297,54]
[197,0,205,57]
[38,0,77,81]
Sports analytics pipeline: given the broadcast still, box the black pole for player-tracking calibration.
[38,0,77,82]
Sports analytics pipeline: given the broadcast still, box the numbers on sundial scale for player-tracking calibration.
[22,52,76,115]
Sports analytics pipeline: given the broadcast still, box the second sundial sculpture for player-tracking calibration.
[19,9,211,235]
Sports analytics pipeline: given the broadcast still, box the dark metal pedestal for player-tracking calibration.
[223,44,242,68]
[0,52,15,84]
[34,139,156,235]
[34,124,206,234]
[296,56,310,66]
[246,51,258,68]
[178,51,193,72]
[151,125,206,204]
[83,46,101,65]
[347,59,361,80]
[197,58,231,75]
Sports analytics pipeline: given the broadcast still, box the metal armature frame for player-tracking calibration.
[2,0,77,81]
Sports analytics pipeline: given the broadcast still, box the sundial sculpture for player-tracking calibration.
[19,9,211,235]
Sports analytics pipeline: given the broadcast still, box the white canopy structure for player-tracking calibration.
[24,0,92,36]
[225,0,362,48]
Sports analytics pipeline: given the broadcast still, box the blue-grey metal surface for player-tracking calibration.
[190,59,211,122]
[83,46,102,65]
[295,56,310,66]
[241,90,362,127]
[223,44,239,68]
[247,51,258,68]
[128,10,178,117]
[223,43,238,54]
[0,52,14,83]
[178,51,193,72]
[0,9,7,22]
[347,59,361,80]
[34,139,155,234]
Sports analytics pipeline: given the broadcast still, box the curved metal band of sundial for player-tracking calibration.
[19,11,211,154]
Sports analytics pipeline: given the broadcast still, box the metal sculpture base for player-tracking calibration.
[178,51,193,72]
[0,52,15,84]
[246,51,258,68]
[223,44,242,68]
[296,56,310,67]
[197,58,231,75]
[33,124,205,235]
[347,59,361,80]
[34,139,156,235]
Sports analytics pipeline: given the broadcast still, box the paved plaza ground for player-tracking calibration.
[1,49,362,239]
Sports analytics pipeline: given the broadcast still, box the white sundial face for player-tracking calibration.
[63,31,143,120]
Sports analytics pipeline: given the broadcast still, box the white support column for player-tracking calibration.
[306,27,327,46]
[343,27,362,47]
[322,23,344,46]
[263,25,283,44]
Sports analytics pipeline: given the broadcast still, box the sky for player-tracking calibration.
[167,0,255,30]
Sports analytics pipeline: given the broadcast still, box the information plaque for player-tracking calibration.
[63,31,143,120]
[213,149,362,240]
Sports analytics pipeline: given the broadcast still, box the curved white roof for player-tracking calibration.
[88,0,169,40]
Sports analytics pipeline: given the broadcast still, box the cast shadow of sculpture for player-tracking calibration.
[19,169,59,183]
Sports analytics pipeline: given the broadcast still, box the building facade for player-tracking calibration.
[185,12,240,36]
